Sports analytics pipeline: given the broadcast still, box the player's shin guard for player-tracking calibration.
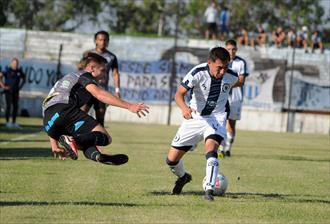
[74,131,110,148]
[205,151,219,191]
[166,158,186,178]
[83,146,101,162]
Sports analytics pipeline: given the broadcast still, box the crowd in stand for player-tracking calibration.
[204,1,325,54]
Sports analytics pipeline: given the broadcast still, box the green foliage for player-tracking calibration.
[0,0,327,41]
[1,0,102,30]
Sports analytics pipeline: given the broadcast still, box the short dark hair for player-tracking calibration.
[225,39,237,47]
[11,57,19,63]
[80,52,107,69]
[208,47,230,62]
[94,30,109,41]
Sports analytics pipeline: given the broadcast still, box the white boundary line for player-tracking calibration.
[0,131,42,146]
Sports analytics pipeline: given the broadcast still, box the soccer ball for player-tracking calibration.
[202,173,228,196]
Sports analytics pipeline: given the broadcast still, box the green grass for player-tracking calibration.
[0,117,329,224]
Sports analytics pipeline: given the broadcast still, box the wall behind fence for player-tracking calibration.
[0,28,329,134]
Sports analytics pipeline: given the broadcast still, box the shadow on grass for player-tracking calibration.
[0,147,51,159]
[0,139,48,143]
[0,124,43,134]
[236,154,330,163]
[0,201,138,207]
[150,191,330,204]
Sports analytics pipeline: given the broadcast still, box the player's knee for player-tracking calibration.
[205,151,218,159]
[93,131,112,146]
[166,157,179,166]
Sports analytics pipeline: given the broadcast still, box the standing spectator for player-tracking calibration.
[311,30,324,54]
[219,6,230,40]
[236,27,249,46]
[0,58,26,128]
[287,27,297,48]
[297,26,309,53]
[272,26,286,48]
[83,30,121,127]
[204,1,218,40]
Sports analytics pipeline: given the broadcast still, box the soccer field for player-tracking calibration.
[0,117,329,224]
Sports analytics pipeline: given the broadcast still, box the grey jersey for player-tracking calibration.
[42,71,98,113]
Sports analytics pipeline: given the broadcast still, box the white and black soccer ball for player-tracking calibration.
[202,173,228,196]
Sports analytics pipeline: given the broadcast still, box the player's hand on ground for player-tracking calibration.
[129,102,149,117]
[52,147,68,160]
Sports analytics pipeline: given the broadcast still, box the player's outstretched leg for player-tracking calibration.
[59,135,79,160]
[83,146,128,165]
[204,151,218,201]
[172,172,192,195]
[166,158,192,195]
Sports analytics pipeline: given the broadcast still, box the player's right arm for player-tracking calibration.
[0,72,4,88]
[175,85,194,120]
[0,72,9,90]
[49,137,67,160]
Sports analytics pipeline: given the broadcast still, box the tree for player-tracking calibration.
[0,0,102,31]
[0,0,327,42]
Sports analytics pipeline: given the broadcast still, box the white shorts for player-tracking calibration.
[171,113,227,151]
[228,100,242,120]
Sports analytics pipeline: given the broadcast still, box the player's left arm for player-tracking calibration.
[112,56,121,98]
[232,60,248,87]
[19,68,26,90]
[112,68,121,98]
[232,75,245,87]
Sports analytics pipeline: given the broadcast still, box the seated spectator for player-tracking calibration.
[311,30,324,54]
[287,27,297,48]
[272,26,286,48]
[297,26,309,53]
[236,27,249,46]
[250,25,267,49]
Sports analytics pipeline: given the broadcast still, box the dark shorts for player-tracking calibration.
[43,104,99,140]
[313,43,321,49]
[207,22,218,35]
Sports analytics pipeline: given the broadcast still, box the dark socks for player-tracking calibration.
[74,131,109,148]
[83,146,101,162]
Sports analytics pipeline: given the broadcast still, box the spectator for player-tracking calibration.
[297,26,309,53]
[311,30,324,54]
[0,58,26,128]
[219,6,230,40]
[236,27,249,46]
[250,25,267,49]
[287,27,297,48]
[272,26,286,48]
[204,1,218,40]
